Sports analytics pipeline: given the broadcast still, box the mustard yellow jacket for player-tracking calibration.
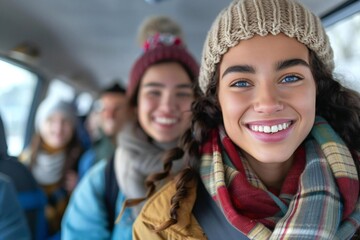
[133,180,207,240]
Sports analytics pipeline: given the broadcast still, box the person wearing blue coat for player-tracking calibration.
[61,15,199,240]
[61,160,133,239]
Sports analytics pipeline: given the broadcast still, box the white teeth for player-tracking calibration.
[264,126,271,133]
[155,117,177,125]
[258,126,263,132]
[271,125,278,133]
[249,122,291,134]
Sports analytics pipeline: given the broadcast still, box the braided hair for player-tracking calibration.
[143,49,360,231]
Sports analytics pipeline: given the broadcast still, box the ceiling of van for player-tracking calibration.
[0,0,348,93]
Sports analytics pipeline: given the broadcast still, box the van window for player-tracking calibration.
[326,12,360,92]
[0,59,38,156]
[76,92,94,116]
[46,79,76,102]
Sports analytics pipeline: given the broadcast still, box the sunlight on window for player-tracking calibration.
[0,59,38,156]
[327,13,360,92]
[46,79,75,102]
[76,92,94,116]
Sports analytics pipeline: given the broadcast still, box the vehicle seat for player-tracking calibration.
[0,115,48,240]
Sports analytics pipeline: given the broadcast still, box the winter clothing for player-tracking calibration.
[35,98,77,131]
[62,123,184,239]
[133,180,250,240]
[133,117,360,239]
[20,144,82,235]
[31,151,66,185]
[20,98,83,235]
[200,116,360,239]
[78,130,115,179]
[198,0,334,93]
[61,160,134,240]
[115,123,183,217]
[0,173,31,240]
[137,16,184,46]
[133,180,203,240]
[127,33,199,98]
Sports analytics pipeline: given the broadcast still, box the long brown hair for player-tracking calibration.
[146,50,360,231]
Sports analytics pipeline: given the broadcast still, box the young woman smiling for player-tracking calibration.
[62,16,199,240]
[133,0,360,239]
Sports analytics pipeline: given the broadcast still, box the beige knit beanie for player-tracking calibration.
[199,0,334,93]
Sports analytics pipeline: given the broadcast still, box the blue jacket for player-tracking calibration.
[77,132,115,180]
[61,160,133,240]
[0,173,31,240]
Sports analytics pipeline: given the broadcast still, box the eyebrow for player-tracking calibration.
[222,65,255,78]
[221,58,310,79]
[142,82,193,89]
[276,58,309,71]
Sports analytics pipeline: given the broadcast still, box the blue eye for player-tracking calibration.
[231,81,251,88]
[281,75,303,83]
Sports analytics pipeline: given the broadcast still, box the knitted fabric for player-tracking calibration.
[200,116,360,239]
[35,98,77,131]
[127,33,199,98]
[199,0,334,93]
[114,123,184,217]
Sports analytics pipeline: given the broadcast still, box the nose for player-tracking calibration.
[159,92,177,113]
[102,107,116,119]
[253,85,283,114]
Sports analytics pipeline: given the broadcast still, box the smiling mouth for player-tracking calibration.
[154,117,178,125]
[248,121,292,134]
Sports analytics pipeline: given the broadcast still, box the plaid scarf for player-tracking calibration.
[200,116,360,239]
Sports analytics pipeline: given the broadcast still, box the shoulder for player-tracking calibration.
[139,180,180,223]
[134,179,205,240]
[79,160,107,188]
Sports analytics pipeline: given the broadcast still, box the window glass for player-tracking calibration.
[76,92,94,116]
[0,59,38,156]
[46,79,76,102]
[326,12,360,92]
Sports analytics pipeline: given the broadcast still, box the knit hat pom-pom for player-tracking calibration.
[137,16,184,47]
[127,16,199,99]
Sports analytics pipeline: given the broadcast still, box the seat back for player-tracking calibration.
[0,115,47,240]
[0,115,8,160]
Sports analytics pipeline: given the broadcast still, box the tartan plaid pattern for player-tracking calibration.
[200,116,360,239]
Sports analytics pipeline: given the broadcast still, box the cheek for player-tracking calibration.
[40,122,52,136]
[138,96,156,115]
[291,84,317,117]
[64,125,74,138]
[179,98,194,111]
[137,97,154,127]
[219,91,248,125]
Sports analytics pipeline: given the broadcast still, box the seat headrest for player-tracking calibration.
[0,115,8,158]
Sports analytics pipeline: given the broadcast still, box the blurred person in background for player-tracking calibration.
[77,83,127,178]
[20,98,84,237]
[62,15,199,240]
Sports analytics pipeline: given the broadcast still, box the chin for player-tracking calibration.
[251,151,293,164]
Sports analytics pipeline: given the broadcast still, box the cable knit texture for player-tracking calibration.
[199,0,334,93]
